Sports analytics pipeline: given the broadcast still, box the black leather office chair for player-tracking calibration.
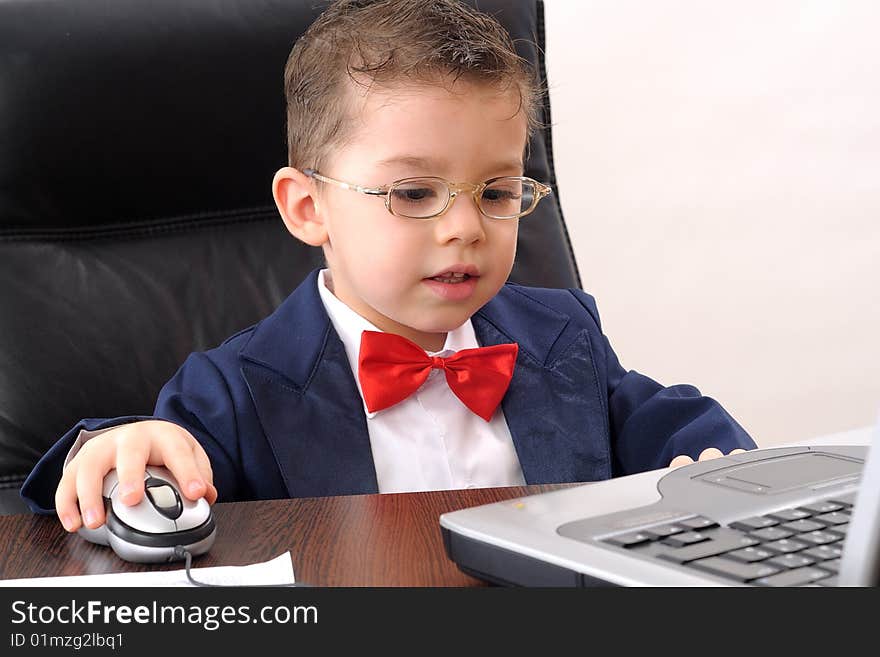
[0,0,580,514]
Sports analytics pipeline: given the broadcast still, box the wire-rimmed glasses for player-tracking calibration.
[303,169,551,220]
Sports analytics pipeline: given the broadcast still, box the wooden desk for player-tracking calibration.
[0,484,571,586]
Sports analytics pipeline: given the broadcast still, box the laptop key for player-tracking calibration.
[643,524,685,539]
[813,511,849,526]
[767,553,816,569]
[767,509,813,522]
[656,529,759,564]
[729,516,778,531]
[767,508,812,521]
[604,531,655,548]
[677,516,719,530]
[780,519,826,533]
[662,531,709,548]
[689,556,781,582]
[802,544,843,561]
[749,526,794,541]
[827,494,856,507]
[796,530,840,546]
[726,546,776,563]
[825,523,849,538]
[762,538,809,554]
[799,501,844,514]
[754,566,831,587]
[816,575,839,587]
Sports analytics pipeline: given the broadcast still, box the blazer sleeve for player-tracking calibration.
[20,351,246,514]
[20,416,153,514]
[151,351,247,503]
[570,289,758,476]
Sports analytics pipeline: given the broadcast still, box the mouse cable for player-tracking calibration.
[173,546,312,587]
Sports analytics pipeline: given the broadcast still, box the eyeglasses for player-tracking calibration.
[303,169,551,220]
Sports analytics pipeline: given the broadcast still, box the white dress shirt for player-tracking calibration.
[317,269,526,493]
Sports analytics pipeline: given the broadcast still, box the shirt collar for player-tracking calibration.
[316,269,479,418]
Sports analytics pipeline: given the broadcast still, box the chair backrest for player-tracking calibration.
[0,0,580,513]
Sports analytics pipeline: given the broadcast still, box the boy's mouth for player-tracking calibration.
[423,265,481,301]
[426,264,480,284]
[430,272,473,284]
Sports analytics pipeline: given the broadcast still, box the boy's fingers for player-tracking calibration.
[156,432,209,501]
[190,443,217,504]
[670,447,749,470]
[74,446,115,529]
[55,463,83,532]
[114,430,151,506]
[697,448,724,461]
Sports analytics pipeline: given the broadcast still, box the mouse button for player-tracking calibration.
[175,498,212,531]
[102,470,120,498]
[144,481,183,520]
[146,484,177,508]
[144,465,177,487]
[110,497,177,535]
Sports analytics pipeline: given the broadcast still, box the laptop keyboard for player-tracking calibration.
[599,493,856,586]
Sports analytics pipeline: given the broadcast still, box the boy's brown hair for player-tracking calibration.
[283,0,541,169]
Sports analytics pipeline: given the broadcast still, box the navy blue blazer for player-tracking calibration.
[21,269,756,512]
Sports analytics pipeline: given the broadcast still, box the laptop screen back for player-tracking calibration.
[839,414,880,586]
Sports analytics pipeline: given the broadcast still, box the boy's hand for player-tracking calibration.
[54,420,218,533]
[669,447,748,468]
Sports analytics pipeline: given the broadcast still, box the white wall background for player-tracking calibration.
[543,0,880,446]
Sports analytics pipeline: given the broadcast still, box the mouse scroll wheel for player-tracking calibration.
[144,477,183,520]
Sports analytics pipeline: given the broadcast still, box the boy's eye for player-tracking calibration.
[392,187,437,203]
[478,179,537,218]
[482,188,521,203]
[387,179,448,218]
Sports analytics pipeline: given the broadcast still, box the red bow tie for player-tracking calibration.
[357,331,518,422]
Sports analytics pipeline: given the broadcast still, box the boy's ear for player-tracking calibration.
[272,167,328,246]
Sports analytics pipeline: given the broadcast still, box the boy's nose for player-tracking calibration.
[433,193,486,245]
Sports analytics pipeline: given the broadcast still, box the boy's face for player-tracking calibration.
[279,80,527,351]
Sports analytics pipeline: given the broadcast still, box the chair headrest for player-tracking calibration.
[1,1,567,239]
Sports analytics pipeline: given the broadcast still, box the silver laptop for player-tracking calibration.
[440,420,880,586]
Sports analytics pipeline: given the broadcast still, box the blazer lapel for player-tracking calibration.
[238,270,379,498]
[237,271,611,495]
[474,286,613,484]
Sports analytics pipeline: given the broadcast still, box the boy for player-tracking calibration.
[21,0,755,533]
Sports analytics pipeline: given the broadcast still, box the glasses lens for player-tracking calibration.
[388,178,449,218]
[480,178,536,219]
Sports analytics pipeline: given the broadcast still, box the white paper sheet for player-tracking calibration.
[0,552,296,587]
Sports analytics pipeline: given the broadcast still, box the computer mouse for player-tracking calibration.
[77,466,216,563]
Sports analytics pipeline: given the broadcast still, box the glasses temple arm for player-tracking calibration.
[303,169,387,196]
